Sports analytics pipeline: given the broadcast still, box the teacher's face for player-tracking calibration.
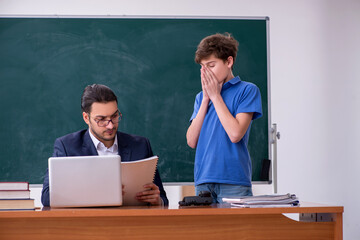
[82,101,119,147]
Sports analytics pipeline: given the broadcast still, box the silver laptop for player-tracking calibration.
[48,155,122,208]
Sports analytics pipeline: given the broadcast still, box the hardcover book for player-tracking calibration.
[0,190,30,199]
[0,199,35,211]
[0,182,29,191]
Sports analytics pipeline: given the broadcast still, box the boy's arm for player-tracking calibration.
[186,78,210,149]
[203,66,253,143]
[212,95,253,143]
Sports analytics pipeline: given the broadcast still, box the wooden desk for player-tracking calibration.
[0,202,343,240]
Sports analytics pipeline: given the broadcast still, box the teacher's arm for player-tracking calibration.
[41,138,66,207]
[145,138,169,206]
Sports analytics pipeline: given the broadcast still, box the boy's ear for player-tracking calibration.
[226,56,234,68]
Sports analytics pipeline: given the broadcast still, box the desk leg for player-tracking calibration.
[300,213,343,240]
[334,213,343,240]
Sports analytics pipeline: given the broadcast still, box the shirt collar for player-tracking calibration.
[88,129,118,154]
[222,76,241,90]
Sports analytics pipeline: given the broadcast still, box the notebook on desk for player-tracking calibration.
[48,155,122,208]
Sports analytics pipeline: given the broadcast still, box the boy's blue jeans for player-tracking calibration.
[195,183,253,203]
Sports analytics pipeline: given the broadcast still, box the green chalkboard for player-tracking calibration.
[0,17,269,183]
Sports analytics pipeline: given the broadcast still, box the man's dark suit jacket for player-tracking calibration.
[41,129,168,206]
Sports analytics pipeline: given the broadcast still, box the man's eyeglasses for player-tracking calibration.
[89,111,122,127]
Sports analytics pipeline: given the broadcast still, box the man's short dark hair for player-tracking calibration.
[195,33,239,66]
[81,84,118,113]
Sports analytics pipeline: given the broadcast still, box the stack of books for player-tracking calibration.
[0,182,35,211]
[223,193,299,208]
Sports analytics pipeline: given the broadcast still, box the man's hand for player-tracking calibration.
[135,183,162,206]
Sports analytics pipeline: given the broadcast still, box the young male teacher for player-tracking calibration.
[41,84,168,206]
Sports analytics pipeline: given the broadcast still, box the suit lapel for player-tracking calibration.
[117,132,131,161]
[82,130,99,156]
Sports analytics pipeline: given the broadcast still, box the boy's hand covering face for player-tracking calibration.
[201,66,223,101]
[201,68,210,102]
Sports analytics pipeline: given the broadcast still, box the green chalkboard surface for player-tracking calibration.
[0,17,269,183]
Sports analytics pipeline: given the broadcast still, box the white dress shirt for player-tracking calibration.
[88,129,118,156]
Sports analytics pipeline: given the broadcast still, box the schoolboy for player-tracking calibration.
[186,33,263,203]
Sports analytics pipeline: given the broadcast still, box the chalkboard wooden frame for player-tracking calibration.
[0,16,271,183]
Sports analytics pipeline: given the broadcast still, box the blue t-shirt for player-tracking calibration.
[190,76,262,187]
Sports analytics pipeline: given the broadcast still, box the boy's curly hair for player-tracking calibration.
[195,33,239,68]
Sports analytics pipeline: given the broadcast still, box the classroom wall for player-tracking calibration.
[1,0,359,239]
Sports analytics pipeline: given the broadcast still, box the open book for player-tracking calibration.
[121,156,158,206]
